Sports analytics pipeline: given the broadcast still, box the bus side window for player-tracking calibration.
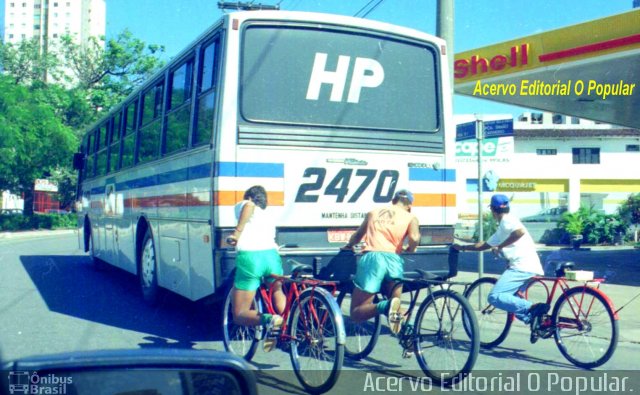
[121,100,138,169]
[108,111,122,172]
[139,82,164,164]
[165,58,193,155]
[96,122,109,176]
[86,130,97,179]
[85,133,92,179]
[194,39,218,146]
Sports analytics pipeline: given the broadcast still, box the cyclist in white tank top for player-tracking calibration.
[227,186,285,351]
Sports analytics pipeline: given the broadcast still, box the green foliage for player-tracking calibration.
[0,213,77,231]
[560,210,584,236]
[583,212,627,245]
[618,193,640,226]
[0,30,164,216]
[59,30,165,111]
[50,167,78,210]
[472,211,498,242]
[0,76,78,207]
[0,37,60,84]
[559,206,628,245]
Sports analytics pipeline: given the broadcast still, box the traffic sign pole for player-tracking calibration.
[476,118,484,279]
[456,117,512,279]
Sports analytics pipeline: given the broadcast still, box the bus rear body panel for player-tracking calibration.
[214,13,457,288]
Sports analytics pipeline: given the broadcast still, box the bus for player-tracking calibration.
[73,10,457,304]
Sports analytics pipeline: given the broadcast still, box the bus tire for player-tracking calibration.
[139,228,159,305]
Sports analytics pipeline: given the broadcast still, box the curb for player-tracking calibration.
[0,228,77,240]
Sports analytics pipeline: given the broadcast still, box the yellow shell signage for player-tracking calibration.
[454,44,529,80]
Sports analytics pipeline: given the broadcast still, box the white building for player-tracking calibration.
[4,0,105,44]
[455,112,640,220]
[1,190,24,211]
[3,0,106,82]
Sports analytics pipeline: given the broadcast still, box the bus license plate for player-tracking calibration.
[327,229,356,243]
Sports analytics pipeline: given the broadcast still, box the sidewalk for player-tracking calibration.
[535,243,638,251]
[0,228,77,240]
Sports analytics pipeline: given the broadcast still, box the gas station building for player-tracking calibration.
[453,8,640,220]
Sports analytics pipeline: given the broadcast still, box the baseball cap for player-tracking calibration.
[490,194,510,209]
[394,189,414,204]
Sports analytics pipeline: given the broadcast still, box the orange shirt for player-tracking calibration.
[362,206,415,254]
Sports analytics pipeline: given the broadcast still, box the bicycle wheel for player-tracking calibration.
[222,286,263,361]
[289,287,345,394]
[336,289,381,360]
[463,277,512,348]
[552,286,618,368]
[414,290,479,386]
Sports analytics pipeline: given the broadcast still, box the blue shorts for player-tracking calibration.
[234,249,283,291]
[354,252,404,294]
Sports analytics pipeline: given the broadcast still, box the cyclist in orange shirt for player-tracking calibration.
[343,189,420,334]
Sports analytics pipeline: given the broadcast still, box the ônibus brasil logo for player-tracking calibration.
[8,371,72,394]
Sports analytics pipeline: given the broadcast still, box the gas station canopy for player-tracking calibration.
[454,9,640,129]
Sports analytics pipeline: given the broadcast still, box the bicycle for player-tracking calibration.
[222,269,346,394]
[337,267,480,386]
[464,262,619,368]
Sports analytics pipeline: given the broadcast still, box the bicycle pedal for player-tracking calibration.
[402,349,414,359]
[539,327,554,339]
[263,336,278,352]
[263,329,281,352]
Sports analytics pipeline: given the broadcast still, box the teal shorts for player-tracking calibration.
[234,249,283,291]
[354,252,404,294]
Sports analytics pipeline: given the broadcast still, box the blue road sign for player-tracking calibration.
[484,119,514,139]
[456,121,476,141]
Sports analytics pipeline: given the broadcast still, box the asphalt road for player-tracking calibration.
[1,231,639,394]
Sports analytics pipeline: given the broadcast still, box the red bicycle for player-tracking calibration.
[222,269,345,394]
[464,262,619,368]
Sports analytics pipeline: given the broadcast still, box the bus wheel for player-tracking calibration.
[140,229,159,304]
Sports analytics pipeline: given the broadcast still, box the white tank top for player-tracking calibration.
[234,201,278,251]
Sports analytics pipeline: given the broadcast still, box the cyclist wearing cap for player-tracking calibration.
[342,189,420,335]
[453,194,549,342]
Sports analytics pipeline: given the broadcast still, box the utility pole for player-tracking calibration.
[436,0,454,91]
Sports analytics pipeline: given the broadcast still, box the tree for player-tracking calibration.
[59,30,165,110]
[0,31,165,215]
[618,193,640,226]
[0,76,78,215]
[50,167,78,211]
[619,193,640,242]
[30,81,95,132]
[0,37,60,84]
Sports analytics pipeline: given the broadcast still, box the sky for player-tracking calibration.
[2,0,635,116]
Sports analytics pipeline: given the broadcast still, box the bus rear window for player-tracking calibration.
[240,24,440,133]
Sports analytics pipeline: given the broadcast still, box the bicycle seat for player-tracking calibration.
[554,261,575,277]
[287,259,314,278]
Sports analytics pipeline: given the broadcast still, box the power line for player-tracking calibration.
[361,0,385,18]
[353,0,385,18]
[353,0,377,17]
[362,0,384,18]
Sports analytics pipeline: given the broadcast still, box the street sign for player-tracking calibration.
[484,119,514,139]
[456,121,476,141]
